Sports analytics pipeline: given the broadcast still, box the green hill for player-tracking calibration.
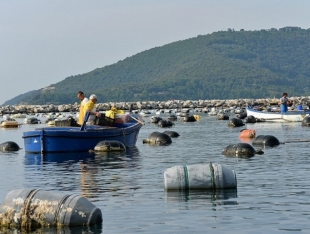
[4,26,310,105]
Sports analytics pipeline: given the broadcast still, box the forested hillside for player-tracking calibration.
[4,26,310,105]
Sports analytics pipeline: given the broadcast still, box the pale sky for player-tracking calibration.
[0,0,309,105]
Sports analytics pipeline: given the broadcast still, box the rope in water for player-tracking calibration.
[209,162,216,190]
[183,165,189,191]
[282,139,310,144]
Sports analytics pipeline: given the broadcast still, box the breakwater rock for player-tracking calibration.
[0,97,310,115]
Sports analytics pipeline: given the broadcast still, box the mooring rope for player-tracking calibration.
[183,165,189,191]
[209,162,216,190]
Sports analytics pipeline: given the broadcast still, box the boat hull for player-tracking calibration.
[246,107,310,122]
[23,123,142,153]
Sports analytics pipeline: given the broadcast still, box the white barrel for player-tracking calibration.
[164,163,237,190]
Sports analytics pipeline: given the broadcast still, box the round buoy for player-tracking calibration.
[0,141,20,151]
[94,140,126,152]
[243,115,256,123]
[164,163,237,190]
[227,118,244,127]
[163,130,180,138]
[183,116,196,122]
[143,132,172,145]
[235,112,247,119]
[217,114,229,120]
[168,115,177,121]
[150,116,162,124]
[239,129,256,138]
[158,120,174,128]
[252,135,280,147]
[301,116,310,126]
[222,143,262,157]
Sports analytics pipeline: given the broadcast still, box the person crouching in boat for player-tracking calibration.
[279,92,291,113]
[84,94,101,125]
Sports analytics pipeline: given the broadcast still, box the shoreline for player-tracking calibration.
[1,97,309,115]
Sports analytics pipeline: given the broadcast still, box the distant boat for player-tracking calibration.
[23,112,143,153]
[246,106,310,122]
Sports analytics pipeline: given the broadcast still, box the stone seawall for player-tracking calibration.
[1,97,310,114]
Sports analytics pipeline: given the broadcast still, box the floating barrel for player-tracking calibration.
[94,140,126,152]
[217,114,229,120]
[150,116,162,124]
[301,116,310,126]
[243,115,256,123]
[164,163,237,190]
[0,141,20,151]
[158,120,174,128]
[252,135,280,147]
[0,188,102,229]
[227,118,244,127]
[239,129,256,138]
[143,132,172,145]
[183,115,196,122]
[167,115,177,121]
[222,143,256,157]
[163,130,180,138]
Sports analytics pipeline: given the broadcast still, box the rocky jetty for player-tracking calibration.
[0,97,310,115]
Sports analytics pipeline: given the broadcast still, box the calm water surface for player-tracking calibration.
[1,113,310,233]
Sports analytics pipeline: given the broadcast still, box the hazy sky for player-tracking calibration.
[0,0,309,105]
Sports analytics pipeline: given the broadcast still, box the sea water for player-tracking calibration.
[0,113,310,233]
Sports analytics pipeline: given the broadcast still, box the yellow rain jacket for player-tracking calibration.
[105,107,124,119]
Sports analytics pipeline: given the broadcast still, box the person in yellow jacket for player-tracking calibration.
[77,91,88,126]
[84,94,101,125]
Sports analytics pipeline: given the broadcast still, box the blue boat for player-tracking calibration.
[23,112,143,153]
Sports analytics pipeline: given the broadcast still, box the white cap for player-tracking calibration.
[89,94,97,100]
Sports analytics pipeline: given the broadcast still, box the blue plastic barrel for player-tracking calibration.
[297,105,303,111]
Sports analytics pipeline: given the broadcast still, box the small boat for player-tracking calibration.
[23,112,143,153]
[246,106,310,122]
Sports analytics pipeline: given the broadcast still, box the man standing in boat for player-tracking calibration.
[279,92,291,113]
[77,91,88,126]
[84,94,101,125]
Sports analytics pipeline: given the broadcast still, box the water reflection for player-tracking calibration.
[24,147,140,165]
[23,147,141,199]
[165,189,238,206]
[238,137,253,144]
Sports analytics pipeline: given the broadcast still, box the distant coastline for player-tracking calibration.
[1,97,309,115]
